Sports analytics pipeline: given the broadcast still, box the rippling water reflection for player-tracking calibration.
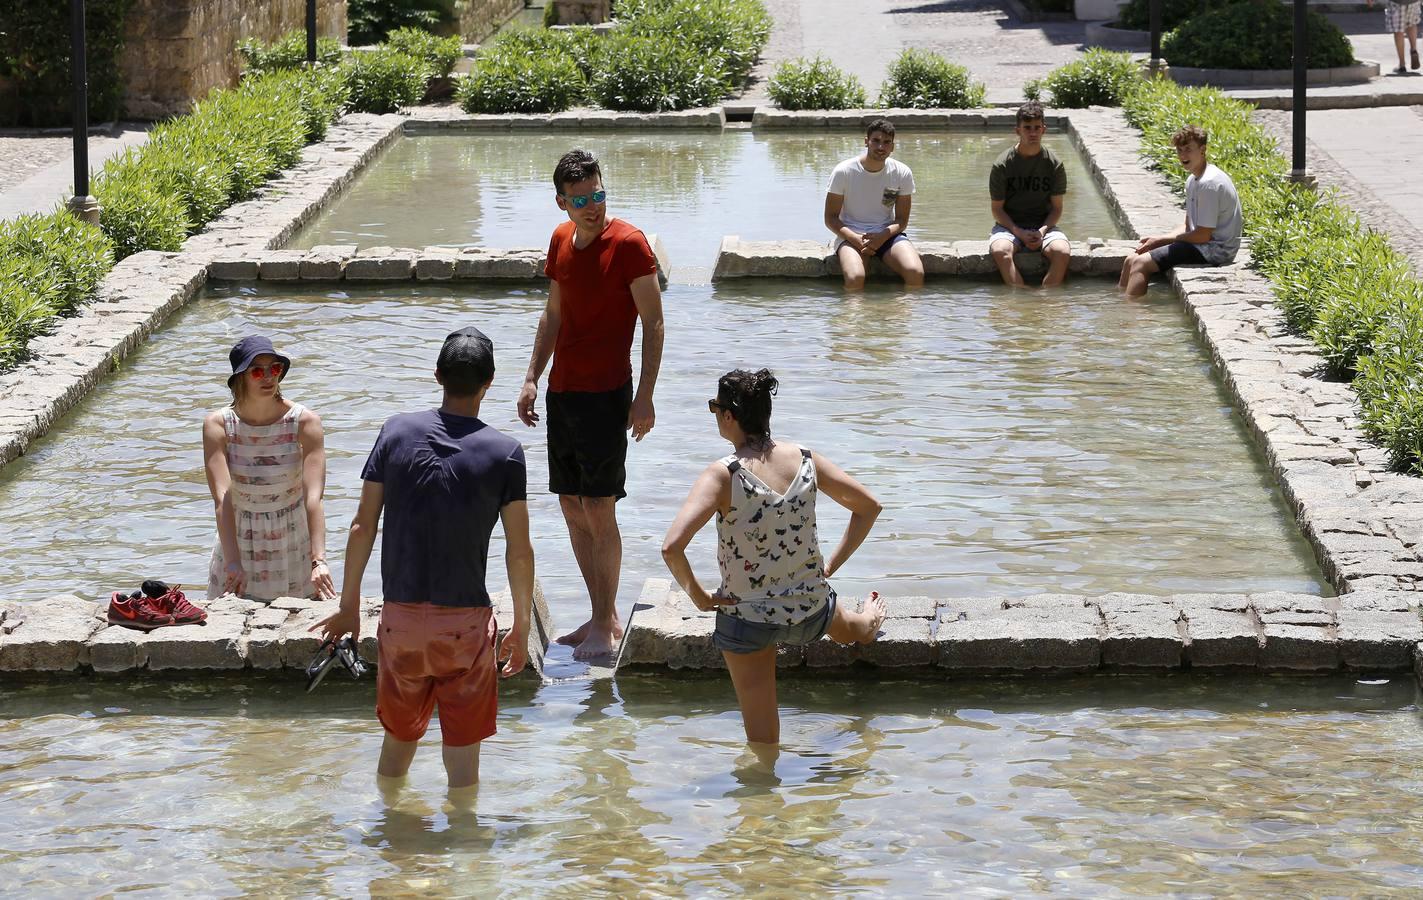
[287,131,1124,269]
[1,676,1420,894]
[0,281,1324,612]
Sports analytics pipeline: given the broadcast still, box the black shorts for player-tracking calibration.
[546,380,632,499]
[1148,240,1208,272]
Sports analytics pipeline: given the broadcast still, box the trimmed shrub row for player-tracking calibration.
[1025,49,1141,109]
[0,66,351,371]
[1121,78,1423,475]
[459,0,773,113]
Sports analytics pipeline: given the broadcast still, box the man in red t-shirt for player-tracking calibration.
[517,148,665,660]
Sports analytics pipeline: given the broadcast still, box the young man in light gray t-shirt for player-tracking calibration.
[1119,125,1243,298]
[823,118,925,290]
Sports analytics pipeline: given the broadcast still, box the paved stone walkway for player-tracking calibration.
[0,127,150,222]
[1256,105,1423,276]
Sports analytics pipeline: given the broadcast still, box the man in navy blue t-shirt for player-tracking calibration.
[317,326,535,791]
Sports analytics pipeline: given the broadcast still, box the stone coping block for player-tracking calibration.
[748,108,1064,130]
[403,106,726,131]
[0,582,552,679]
[618,581,1423,676]
[208,235,671,289]
[711,236,1133,280]
[1169,60,1379,88]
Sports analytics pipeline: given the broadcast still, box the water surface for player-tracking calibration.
[1,675,1419,895]
[0,280,1326,617]
[288,131,1124,272]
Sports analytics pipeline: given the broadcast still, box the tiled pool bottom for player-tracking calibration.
[1,675,1420,894]
[286,130,1124,271]
[0,279,1325,620]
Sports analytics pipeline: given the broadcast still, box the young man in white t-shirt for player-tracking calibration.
[824,119,924,290]
[1119,124,1243,298]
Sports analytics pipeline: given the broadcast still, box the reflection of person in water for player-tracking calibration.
[662,369,887,747]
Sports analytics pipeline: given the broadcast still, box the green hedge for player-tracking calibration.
[1024,49,1140,108]
[347,0,446,45]
[0,214,114,368]
[237,30,344,75]
[1162,0,1354,70]
[0,0,132,126]
[0,67,349,371]
[1122,78,1423,474]
[767,57,867,110]
[459,1,771,114]
[877,49,985,109]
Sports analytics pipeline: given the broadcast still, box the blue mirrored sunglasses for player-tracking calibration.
[561,189,607,209]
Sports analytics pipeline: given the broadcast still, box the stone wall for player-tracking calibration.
[456,0,525,41]
[119,0,348,119]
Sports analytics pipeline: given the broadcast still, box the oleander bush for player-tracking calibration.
[767,57,868,110]
[1162,0,1354,70]
[343,47,431,113]
[383,26,463,77]
[621,0,772,87]
[877,49,986,109]
[1114,0,1231,31]
[237,29,344,75]
[459,46,587,113]
[0,67,350,370]
[1123,77,1423,473]
[1023,49,1140,108]
[589,33,730,111]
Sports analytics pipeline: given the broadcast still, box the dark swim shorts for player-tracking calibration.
[546,379,633,499]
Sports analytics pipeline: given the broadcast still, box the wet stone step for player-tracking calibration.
[0,583,553,681]
[620,579,1423,677]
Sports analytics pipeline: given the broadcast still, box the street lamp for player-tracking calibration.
[67,0,100,224]
[1289,0,1315,186]
[306,0,317,63]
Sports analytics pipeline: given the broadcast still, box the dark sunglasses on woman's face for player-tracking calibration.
[248,362,285,380]
[561,189,607,209]
[708,399,732,414]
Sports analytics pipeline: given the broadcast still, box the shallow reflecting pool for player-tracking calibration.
[288,131,1124,271]
[0,279,1325,617]
[1,675,1420,894]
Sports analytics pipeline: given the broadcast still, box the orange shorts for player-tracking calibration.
[376,602,498,747]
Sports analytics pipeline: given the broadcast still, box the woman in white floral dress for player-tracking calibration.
[203,335,336,603]
[662,368,887,747]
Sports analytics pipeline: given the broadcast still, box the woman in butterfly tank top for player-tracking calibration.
[203,335,337,603]
[662,368,887,746]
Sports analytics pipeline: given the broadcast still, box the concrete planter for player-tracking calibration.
[1083,22,1149,50]
[1169,59,1380,87]
[1075,0,1128,20]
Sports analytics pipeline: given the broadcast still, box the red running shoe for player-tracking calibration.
[141,581,207,625]
[107,591,175,631]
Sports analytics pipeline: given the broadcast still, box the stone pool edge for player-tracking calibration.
[621,579,1422,677]
[0,584,553,681]
[0,104,1419,680]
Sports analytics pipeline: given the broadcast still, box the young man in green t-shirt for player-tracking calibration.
[988,101,1070,288]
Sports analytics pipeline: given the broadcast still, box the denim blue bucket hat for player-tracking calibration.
[228,335,292,387]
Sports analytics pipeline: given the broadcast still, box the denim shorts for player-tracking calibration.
[713,590,838,654]
[989,223,1068,250]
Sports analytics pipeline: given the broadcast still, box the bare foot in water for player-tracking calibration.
[555,619,591,646]
[573,620,622,660]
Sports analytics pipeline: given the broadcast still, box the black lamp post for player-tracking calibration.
[1148,0,1166,75]
[1290,0,1314,185]
[67,0,100,224]
[306,0,317,63]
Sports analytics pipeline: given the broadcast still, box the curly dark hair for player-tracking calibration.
[716,368,779,441]
[553,148,602,194]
